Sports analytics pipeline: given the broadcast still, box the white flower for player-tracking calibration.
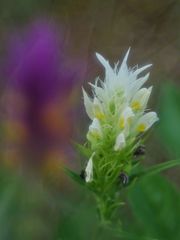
[136,112,159,133]
[95,49,152,100]
[82,89,105,121]
[93,97,105,120]
[131,87,152,111]
[88,118,102,139]
[83,49,159,152]
[85,153,95,182]
[119,106,134,129]
[114,133,126,151]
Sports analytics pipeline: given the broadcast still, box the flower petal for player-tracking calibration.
[129,73,150,98]
[96,53,114,82]
[133,64,152,76]
[131,86,152,111]
[89,118,102,138]
[82,88,94,119]
[114,133,126,151]
[93,97,105,120]
[136,111,159,133]
[119,106,134,129]
[85,153,95,182]
[119,48,131,73]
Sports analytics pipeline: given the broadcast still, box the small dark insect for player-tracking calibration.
[119,172,129,185]
[80,169,86,180]
[134,145,145,157]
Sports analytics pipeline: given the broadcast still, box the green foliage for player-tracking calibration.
[128,174,180,240]
[69,141,180,230]
[55,196,99,240]
[63,167,85,186]
[158,83,180,156]
[130,159,180,183]
[65,82,180,238]
[73,142,92,159]
[0,167,59,240]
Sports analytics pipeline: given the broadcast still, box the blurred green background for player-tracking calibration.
[0,0,179,239]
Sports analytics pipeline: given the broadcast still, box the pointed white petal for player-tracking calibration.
[129,72,150,98]
[133,64,152,76]
[89,82,105,102]
[136,111,159,133]
[120,48,130,68]
[85,153,95,182]
[82,88,94,120]
[118,48,131,78]
[136,72,150,87]
[131,86,152,111]
[114,133,126,151]
[96,53,114,81]
[89,118,102,137]
[95,53,112,73]
[119,106,134,129]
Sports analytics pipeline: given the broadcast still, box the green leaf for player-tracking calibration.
[130,159,180,181]
[128,174,180,240]
[56,198,98,240]
[158,83,180,156]
[73,142,91,158]
[63,167,85,186]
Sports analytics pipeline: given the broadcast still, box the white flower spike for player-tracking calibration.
[82,48,159,184]
[83,49,158,150]
[80,49,159,225]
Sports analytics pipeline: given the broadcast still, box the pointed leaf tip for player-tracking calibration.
[134,64,152,76]
[95,52,108,65]
[82,88,94,120]
[125,47,131,58]
[122,48,131,63]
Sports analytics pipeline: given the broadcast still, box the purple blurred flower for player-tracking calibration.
[4,20,85,168]
[7,20,84,104]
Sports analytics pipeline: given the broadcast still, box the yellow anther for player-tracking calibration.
[119,117,125,129]
[94,110,105,120]
[131,101,141,111]
[137,123,146,133]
